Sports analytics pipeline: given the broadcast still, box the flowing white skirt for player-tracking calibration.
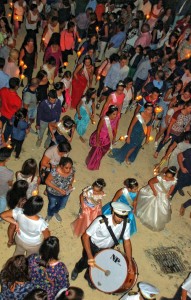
[136,185,171,231]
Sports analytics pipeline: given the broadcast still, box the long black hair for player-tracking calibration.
[7,180,28,209]
[14,108,28,128]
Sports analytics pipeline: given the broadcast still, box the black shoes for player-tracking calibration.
[71,267,79,281]
[178,189,185,196]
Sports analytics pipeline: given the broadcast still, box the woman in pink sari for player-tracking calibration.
[86,105,119,170]
[71,56,94,109]
[101,81,125,117]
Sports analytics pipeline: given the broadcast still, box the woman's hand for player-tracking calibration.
[78,114,82,120]
[15,222,20,234]
[126,136,130,144]
[152,189,157,197]
[59,189,66,195]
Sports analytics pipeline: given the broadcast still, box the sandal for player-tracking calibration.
[96,103,100,109]
[7,241,16,248]
[125,160,131,166]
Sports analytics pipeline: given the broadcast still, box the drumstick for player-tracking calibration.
[94,263,111,276]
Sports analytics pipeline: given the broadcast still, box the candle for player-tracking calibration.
[42,37,45,41]
[32,190,38,196]
[23,64,27,70]
[63,62,68,67]
[96,26,99,32]
[92,120,96,124]
[20,74,25,80]
[146,14,150,20]
[10,2,13,8]
[19,60,24,67]
[155,106,163,114]
[7,144,12,149]
[136,95,142,101]
[16,16,19,20]
[7,13,12,17]
[78,38,82,43]
[148,136,154,142]
[187,53,191,59]
[77,51,81,57]
[96,75,101,81]
[119,135,128,141]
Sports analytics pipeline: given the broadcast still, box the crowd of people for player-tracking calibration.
[0,0,191,299]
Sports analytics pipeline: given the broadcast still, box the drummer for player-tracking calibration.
[71,202,133,289]
[120,282,159,300]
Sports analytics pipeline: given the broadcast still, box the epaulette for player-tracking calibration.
[128,292,138,296]
[99,219,105,224]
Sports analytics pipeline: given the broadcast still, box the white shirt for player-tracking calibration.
[45,145,63,166]
[86,215,130,249]
[182,273,191,298]
[13,207,48,245]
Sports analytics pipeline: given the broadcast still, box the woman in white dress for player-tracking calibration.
[136,166,177,231]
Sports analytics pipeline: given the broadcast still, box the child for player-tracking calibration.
[102,178,138,236]
[136,167,177,231]
[16,158,40,198]
[11,108,29,159]
[6,180,28,247]
[54,82,66,111]
[42,56,56,84]
[61,71,72,109]
[71,178,106,237]
[55,287,84,300]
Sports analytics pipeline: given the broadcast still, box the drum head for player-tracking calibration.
[90,249,128,293]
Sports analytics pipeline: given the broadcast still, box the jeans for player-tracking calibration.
[171,170,191,198]
[98,41,107,60]
[38,120,49,140]
[0,115,12,142]
[0,194,6,220]
[47,191,70,217]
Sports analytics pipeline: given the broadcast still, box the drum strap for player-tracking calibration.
[101,215,127,246]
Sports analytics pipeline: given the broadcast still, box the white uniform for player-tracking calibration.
[120,291,140,300]
[182,273,191,298]
[86,215,130,249]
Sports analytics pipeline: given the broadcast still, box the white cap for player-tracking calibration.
[139,282,159,299]
[111,202,131,216]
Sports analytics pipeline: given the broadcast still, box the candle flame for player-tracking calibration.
[136,95,143,101]
[23,64,27,70]
[78,38,82,43]
[155,106,163,113]
[32,190,38,196]
[63,62,68,67]
[77,51,81,57]
[96,26,99,32]
[20,74,25,80]
[148,136,154,142]
[97,75,101,81]
[19,60,24,67]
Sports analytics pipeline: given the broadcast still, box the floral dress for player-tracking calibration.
[0,281,34,300]
[28,254,69,300]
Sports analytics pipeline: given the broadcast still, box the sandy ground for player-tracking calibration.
[0,9,191,299]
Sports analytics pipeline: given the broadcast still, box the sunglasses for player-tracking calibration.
[114,212,127,219]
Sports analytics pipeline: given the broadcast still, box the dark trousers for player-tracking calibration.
[61,49,73,63]
[97,75,105,97]
[11,138,24,158]
[0,116,12,142]
[171,170,191,198]
[156,133,177,154]
[75,240,102,282]
[134,77,145,96]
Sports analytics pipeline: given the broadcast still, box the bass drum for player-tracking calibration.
[90,249,138,294]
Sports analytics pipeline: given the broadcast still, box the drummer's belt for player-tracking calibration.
[101,215,128,247]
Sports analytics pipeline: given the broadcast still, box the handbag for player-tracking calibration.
[40,164,52,185]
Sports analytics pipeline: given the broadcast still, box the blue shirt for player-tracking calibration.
[12,119,28,141]
[109,31,126,48]
[0,70,9,89]
[86,0,97,11]
[104,62,129,89]
[133,58,151,81]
